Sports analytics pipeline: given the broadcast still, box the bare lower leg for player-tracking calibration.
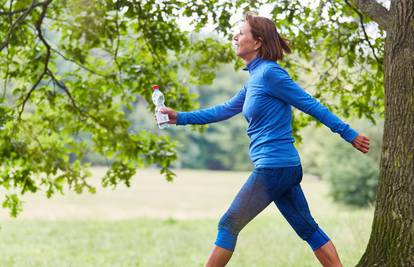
[205,245,233,267]
[314,240,343,267]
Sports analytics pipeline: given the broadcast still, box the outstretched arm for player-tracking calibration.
[167,87,246,125]
[263,66,370,153]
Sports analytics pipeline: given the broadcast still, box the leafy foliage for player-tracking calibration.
[325,149,379,206]
[0,0,239,216]
[0,0,385,216]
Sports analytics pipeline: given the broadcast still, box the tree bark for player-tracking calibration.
[351,0,391,30]
[356,0,414,266]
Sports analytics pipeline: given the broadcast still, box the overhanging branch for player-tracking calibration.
[351,0,390,30]
[17,0,53,119]
[0,0,36,52]
[47,70,109,130]
[47,70,85,116]
[344,0,382,64]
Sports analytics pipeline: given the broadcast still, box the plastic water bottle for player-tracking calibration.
[151,85,170,129]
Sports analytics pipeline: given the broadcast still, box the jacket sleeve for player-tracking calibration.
[176,87,246,125]
[263,66,358,143]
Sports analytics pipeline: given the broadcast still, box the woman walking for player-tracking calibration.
[160,13,370,267]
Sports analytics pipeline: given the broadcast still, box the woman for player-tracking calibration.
[160,13,370,267]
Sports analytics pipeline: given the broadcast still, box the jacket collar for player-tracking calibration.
[243,56,263,72]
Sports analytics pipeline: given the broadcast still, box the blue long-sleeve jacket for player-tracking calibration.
[177,57,358,168]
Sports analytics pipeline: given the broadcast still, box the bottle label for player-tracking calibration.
[156,112,170,124]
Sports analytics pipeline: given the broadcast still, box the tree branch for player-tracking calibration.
[18,72,45,119]
[47,70,108,130]
[47,70,85,116]
[0,0,36,52]
[44,16,116,57]
[49,46,109,78]
[350,0,390,30]
[39,17,115,79]
[344,0,382,64]
[3,1,15,97]
[17,0,53,119]
[35,0,52,60]
[114,9,123,85]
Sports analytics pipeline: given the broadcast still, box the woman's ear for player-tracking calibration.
[254,37,263,51]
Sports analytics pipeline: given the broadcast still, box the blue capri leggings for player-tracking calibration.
[215,165,330,251]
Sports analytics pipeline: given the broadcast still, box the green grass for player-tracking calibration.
[0,168,373,267]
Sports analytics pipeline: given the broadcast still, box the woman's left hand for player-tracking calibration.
[352,134,370,153]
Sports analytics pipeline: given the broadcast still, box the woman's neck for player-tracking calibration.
[244,52,259,65]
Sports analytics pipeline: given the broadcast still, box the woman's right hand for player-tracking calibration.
[351,133,370,153]
[160,107,178,124]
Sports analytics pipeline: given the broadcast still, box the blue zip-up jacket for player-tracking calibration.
[177,57,358,168]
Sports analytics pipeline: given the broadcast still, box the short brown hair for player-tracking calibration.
[245,12,291,61]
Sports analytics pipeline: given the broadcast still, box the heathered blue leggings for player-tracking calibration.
[215,165,330,251]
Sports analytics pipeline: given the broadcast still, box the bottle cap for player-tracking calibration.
[151,85,160,90]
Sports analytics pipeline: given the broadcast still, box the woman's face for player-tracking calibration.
[233,21,261,62]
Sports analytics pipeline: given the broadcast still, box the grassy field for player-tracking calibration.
[0,168,373,267]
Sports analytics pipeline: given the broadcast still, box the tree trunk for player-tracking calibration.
[356,0,414,266]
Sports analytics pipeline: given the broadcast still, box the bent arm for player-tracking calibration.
[263,67,358,143]
[176,87,246,125]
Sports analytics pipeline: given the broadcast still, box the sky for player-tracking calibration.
[177,3,274,34]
